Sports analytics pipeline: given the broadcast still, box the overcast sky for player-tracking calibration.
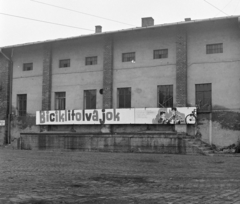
[0,0,240,47]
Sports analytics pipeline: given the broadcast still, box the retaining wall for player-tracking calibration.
[19,133,202,154]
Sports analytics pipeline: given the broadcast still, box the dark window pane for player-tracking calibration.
[196,83,212,112]
[55,92,66,110]
[122,52,135,62]
[86,56,97,65]
[118,88,131,108]
[154,49,168,59]
[158,85,173,107]
[118,94,124,108]
[84,90,96,109]
[17,94,27,116]
[204,91,211,99]
[59,59,70,68]
[206,43,223,54]
[23,63,33,71]
[125,94,131,108]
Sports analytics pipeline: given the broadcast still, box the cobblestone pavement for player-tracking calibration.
[0,149,240,204]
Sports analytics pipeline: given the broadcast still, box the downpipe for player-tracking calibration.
[0,48,13,144]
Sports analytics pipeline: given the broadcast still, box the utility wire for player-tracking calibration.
[0,12,94,31]
[220,0,234,10]
[30,0,137,27]
[214,0,234,16]
[203,0,229,15]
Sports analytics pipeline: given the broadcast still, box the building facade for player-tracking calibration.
[0,16,240,149]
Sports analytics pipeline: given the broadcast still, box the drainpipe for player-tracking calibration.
[0,48,13,144]
[209,112,212,145]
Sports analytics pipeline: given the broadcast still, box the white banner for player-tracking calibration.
[36,107,196,125]
[36,109,134,125]
[0,120,5,126]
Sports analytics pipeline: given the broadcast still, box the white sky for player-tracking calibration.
[0,0,240,47]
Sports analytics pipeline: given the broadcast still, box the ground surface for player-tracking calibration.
[0,149,240,204]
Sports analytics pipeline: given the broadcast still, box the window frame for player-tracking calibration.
[85,56,98,66]
[55,92,66,110]
[17,94,27,116]
[122,52,135,62]
[206,43,223,54]
[23,63,33,71]
[117,87,131,108]
[153,49,168,59]
[84,89,97,109]
[59,59,70,68]
[195,83,212,113]
[157,85,173,108]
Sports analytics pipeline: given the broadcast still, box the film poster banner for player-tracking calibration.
[134,107,196,124]
[36,107,196,125]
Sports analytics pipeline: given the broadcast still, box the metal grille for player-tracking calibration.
[206,43,223,54]
[158,85,173,108]
[23,63,33,71]
[118,88,131,108]
[154,49,168,59]
[84,90,96,109]
[196,83,212,112]
[17,94,27,116]
[59,59,70,68]
[85,56,97,65]
[55,92,66,110]
[122,52,135,62]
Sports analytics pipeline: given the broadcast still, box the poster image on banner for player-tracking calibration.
[36,107,196,125]
[134,107,196,124]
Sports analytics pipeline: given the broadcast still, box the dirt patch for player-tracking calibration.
[212,161,224,164]
[139,159,159,163]
[90,174,152,185]
[71,183,87,188]
[19,199,71,204]
[19,199,52,204]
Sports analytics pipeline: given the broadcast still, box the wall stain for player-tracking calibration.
[16,115,36,129]
[11,106,36,129]
[212,111,240,130]
[11,106,40,141]
[38,135,46,150]
[135,88,142,94]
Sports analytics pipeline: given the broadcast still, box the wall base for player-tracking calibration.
[20,132,203,154]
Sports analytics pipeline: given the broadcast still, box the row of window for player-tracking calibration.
[22,56,98,71]
[21,43,223,71]
[22,49,168,71]
[16,84,212,116]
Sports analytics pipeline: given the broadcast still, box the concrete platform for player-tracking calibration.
[19,132,203,154]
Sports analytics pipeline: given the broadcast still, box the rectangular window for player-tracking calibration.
[117,88,131,108]
[85,56,97,65]
[196,83,212,112]
[206,43,223,54]
[84,90,96,109]
[59,59,70,68]
[23,63,33,71]
[17,94,27,116]
[154,49,168,59]
[122,52,135,62]
[55,92,66,110]
[158,85,173,108]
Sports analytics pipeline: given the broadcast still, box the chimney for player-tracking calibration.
[95,25,102,33]
[185,18,191,22]
[142,17,154,27]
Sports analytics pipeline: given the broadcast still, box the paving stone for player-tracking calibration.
[0,149,240,203]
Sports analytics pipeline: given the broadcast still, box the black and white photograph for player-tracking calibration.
[0,0,240,203]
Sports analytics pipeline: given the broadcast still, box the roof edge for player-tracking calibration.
[1,15,239,49]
